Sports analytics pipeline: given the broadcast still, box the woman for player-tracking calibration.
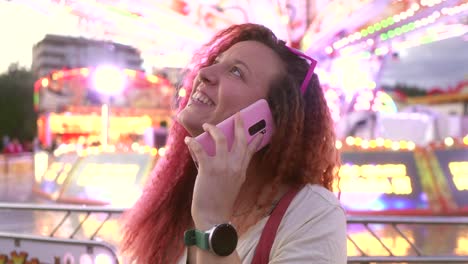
[121,23,347,263]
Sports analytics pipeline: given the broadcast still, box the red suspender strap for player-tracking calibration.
[251,186,301,264]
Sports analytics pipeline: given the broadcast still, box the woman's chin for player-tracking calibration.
[177,111,204,137]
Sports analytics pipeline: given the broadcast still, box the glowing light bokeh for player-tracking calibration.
[92,65,126,96]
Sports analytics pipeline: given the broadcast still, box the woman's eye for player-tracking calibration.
[230,66,242,78]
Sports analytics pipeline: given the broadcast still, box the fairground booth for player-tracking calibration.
[33,66,176,206]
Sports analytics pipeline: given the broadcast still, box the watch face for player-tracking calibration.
[210,223,238,256]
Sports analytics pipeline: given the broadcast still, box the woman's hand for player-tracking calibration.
[184,113,263,230]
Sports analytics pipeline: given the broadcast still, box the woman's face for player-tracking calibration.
[178,40,284,136]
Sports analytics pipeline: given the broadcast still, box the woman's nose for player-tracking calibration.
[198,65,218,85]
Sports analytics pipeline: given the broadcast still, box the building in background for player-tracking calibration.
[32,34,143,77]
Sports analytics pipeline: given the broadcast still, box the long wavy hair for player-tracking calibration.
[120,23,340,264]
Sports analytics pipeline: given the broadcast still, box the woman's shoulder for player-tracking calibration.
[284,184,346,223]
[295,184,343,208]
[269,184,348,263]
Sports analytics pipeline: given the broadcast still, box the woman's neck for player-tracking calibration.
[230,155,289,235]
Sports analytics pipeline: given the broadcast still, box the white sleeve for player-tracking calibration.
[269,205,347,264]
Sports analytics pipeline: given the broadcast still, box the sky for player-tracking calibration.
[0,2,89,73]
[0,1,466,90]
[381,35,468,89]
[0,3,37,72]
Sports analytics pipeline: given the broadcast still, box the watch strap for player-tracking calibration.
[184,229,209,250]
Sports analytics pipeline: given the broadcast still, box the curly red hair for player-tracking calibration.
[120,23,340,263]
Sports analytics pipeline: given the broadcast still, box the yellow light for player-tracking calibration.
[407,141,416,150]
[34,151,49,183]
[44,171,58,181]
[345,136,355,145]
[384,139,392,149]
[95,254,112,264]
[399,140,408,150]
[361,140,369,149]
[107,145,116,152]
[337,163,412,194]
[444,137,454,147]
[124,69,137,78]
[178,88,187,97]
[463,136,468,145]
[369,140,377,148]
[64,164,72,172]
[335,140,343,149]
[391,142,400,151]
[448,162,468,191]
[80,68,90,77]
[76,163,138,188]
[354,137,363,146]
[144,145,151,153]
[456,237,468,255]
[92,147,100,155]
[131,143,139,151]
[147,75,159,84]
[376,137,385,147]
[56,172,69,185]
[151,148,158,156]
[41,78,49,87]
[159,147,167,156]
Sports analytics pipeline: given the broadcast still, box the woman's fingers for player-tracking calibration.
[202,123,228,158]
[185,136,207,165]
[247,132,264,156]
[232,112,247,151]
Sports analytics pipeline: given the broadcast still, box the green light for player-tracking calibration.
[388,30,395,38]
[395,27,402,35]
[360,51,372,59]
[368,26,375,34]
[388,17,395,25]
[381,20,388,28]
[380,33,388,41]
[361,29,368,37]
[374,23,382,31]
[408,22,415,30]
[421,36,434,44]
[375,48,385,56]
[402,24,409,32]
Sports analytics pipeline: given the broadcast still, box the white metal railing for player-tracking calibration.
[0,203,467,263]
[0,232,119,263]
[347,215,468,263]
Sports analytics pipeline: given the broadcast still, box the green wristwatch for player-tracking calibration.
[184,223,238,257]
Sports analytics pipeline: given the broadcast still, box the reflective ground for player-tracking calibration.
[1,203,467,259]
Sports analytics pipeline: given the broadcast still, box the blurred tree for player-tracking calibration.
[0,63,37,143]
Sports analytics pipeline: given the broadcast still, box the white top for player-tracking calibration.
[178,184,347,264]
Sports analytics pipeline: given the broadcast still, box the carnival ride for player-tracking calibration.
[309,0,468,216]
[1,0,467,262]
[31,66,175,206]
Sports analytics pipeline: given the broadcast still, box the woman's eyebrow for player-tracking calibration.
[231,58,251,75]
[217,53,251,75]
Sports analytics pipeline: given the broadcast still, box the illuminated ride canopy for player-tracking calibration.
[34,67,176,146]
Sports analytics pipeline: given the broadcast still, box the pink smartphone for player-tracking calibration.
[195,99,275,156]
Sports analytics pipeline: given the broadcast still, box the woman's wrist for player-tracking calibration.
[193,214,231,230]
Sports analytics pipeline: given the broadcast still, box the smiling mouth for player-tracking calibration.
[191,90,215,106]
